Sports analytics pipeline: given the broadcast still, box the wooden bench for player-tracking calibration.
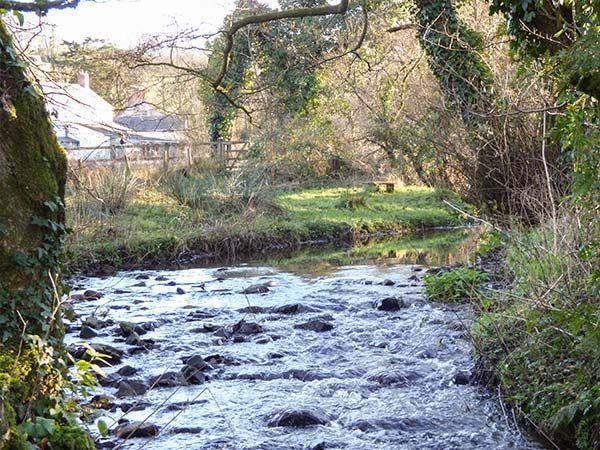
[365,181,396,193]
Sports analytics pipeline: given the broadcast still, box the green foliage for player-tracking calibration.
[415,0,494,124]
[472,221,599,449]
[424,267,488,303]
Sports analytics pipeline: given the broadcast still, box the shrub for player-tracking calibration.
[424,267,488,303]
[69,166,140,214]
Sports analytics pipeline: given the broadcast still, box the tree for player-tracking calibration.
[0,4,94,447]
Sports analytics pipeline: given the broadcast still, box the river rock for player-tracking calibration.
[267,407,330,427]
[149,371,187,388]
[294,319,334,332]
[242,283,270,294]
[135,274,150,280]
[453,371,471,385]
[238,306,269,314]
[117,365,138,376]
[68,343,123,366]
[114,422,159,439]
[232,320,263,335]
[365,368,421,386]
[382,279,395,286]
[79,325,98,339]
[183,354,213,371]
[97,373,122,387]
[181,365,208,384]
[132,281,147,287]
[375,297,405,311]
[176,287,186,295]
[116,380,149,397]
[125,332,142,346]
[271,304,318,315]
[155,275,168,281]
[204,354,238,366]
[83,289,103,299]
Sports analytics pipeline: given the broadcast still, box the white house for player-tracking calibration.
[41,70,184,161]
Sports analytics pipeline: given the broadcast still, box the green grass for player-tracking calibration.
[65,184,471,272]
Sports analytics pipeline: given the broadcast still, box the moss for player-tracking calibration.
[0,18,68,341]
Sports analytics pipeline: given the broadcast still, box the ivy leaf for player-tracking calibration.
[98,420,109,437]
[12,9,24,26]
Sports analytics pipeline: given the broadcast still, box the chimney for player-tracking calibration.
[127,89,145,107]
[77,70,90,89]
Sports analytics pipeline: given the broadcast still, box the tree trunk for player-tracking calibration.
[0,18,67,343]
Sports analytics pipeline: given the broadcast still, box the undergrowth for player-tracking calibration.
[471,212,599,449]
[424,267,488,303]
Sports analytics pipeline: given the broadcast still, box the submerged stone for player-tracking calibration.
[267,407,330,427]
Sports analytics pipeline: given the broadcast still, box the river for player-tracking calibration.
[65,231,544,449]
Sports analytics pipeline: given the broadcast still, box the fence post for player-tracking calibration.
[122,145,131,174]
[187,145,193,169]
[162,144,169,171]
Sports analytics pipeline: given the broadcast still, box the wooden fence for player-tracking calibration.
[68,141,249,171]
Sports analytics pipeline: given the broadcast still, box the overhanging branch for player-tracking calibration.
[212,0,351,90]
[0,0,80,12]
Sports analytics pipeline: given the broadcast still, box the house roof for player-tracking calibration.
[41,81,181,145]
[115,101,183,132]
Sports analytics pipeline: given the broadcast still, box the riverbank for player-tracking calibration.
[423,222,599,449]
[66,184,471,274]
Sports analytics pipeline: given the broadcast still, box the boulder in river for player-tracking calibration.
[149,371,188,388]
[294,319,334,332]
[375,297,405,311]
[365,368,421,387]
[79,325,98,339]
[116,380,149,397]
[241,283,270,294]
[232,320,264,335]
[114,421,159,439]
[68,343,123,366]
[176,287,186,295]
[117,365,138,376]
[271,303,318,315]
[181,364,208,384]
[83,289,103,299]
[237,305,269,314]
[182,354,213,371]
[267,407,330,427]
[382,279,395,286]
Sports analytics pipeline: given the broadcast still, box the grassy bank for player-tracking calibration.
[66,174,470,273]
[424,216,599,449]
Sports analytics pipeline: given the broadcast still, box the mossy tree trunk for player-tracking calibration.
[0,18,67,344]
[414,0,516,211]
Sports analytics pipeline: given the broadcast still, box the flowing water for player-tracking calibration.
[66,231,544,450]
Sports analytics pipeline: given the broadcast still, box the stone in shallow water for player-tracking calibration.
[242,283,270,294]
[149,371,188,388]
[232,320,264,335]
[271,303,318,314]
[266,407,330,427]
[117,365,137,376]
[79,325,97,339]
[375,297,405,311]
[365,368,421,386]
[294,319,334,332]
[114,421,159,439]
[382,279,395,286]
[116,380,148,397]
